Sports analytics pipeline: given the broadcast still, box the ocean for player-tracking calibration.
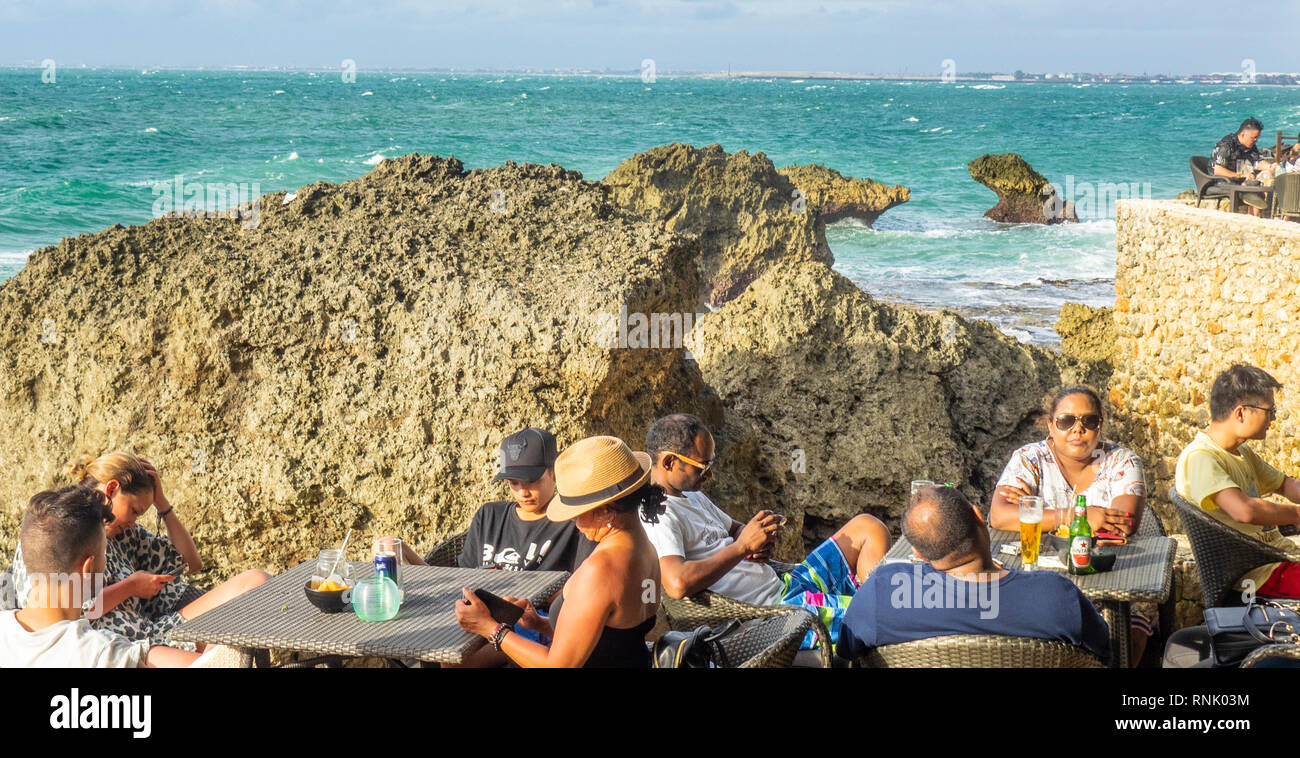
[2,69,1296,343]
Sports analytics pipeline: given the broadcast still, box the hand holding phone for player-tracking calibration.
[468,588,525,626]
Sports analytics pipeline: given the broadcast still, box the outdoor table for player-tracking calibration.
[1220,182,1273,214]
[881,528,1176,668]
[169,560,569,665]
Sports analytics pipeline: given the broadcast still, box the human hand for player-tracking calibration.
[454,587,496,638]
[137,457,169,512]
[745,545,774,563]
[504,596,548,634]
[995,478,1033,506]
[1089,507,1134,536]
[128,571,175,599]
[736,511,781,554]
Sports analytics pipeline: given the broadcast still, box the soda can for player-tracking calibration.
[374,552,399,588]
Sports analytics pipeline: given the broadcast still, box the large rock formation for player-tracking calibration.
[693,259,1065,548]
[1054,303,1116,391]
[0,155,724,576]
[603,143,833,307]
[776,164,909,225]
[969,153,1077,224]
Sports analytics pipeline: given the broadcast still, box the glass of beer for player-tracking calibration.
[1019,496,1043,570]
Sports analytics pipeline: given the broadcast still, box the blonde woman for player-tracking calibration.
[9,451,269,649]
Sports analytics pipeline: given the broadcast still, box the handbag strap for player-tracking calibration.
[1242,601,1300,645]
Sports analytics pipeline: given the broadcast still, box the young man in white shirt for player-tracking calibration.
[1,486,200,668]
[642,413,889,649]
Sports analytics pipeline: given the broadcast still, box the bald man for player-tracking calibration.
[836,485,1111,665]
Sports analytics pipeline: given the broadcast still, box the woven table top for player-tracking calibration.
[169,561,569,664]
[883,529,1176,604]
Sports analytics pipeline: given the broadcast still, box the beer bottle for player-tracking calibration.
[1068,495,1096,575]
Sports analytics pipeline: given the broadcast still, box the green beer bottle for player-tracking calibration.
[1068,495,1096,575]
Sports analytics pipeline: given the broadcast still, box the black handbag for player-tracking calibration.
[652,619,742,668]
[1204,601,1300,667]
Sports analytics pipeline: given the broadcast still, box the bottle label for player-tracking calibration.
[1070,537,1091,567]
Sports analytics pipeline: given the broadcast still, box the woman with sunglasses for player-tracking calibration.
[990,386,1146,536]
[989,386,1153,664]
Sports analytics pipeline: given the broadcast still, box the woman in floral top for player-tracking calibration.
[989,386,1153,665]
[10,451,269,650]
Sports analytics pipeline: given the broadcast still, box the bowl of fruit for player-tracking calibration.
[305,577,353,613]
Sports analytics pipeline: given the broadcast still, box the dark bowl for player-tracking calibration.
[304,582,351,613]
[1043,535,1117,572]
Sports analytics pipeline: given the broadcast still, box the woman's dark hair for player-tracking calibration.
[19,486,114,575]
[1046,385,1103,420]
[608,482,667,525]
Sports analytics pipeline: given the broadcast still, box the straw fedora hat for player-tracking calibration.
[546,436,652,522]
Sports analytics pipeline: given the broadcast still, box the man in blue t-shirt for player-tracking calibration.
[837,485,1111,665]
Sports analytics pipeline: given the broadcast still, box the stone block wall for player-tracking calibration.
[1111,200,1300,629]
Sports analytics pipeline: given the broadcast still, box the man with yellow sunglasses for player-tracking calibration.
[642,413,890,651]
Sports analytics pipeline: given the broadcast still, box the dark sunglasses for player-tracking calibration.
[1053,414,1102,432]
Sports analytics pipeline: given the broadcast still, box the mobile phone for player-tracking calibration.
[471,588,525,626]
[1094,530,1127,546]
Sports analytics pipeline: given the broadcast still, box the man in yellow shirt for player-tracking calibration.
[1175,365,1300,598]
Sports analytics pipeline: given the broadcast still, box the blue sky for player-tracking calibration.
[1,0,1296,75]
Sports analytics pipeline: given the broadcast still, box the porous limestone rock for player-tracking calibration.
[969,153,1077,224]
[693,259,1065,547]
[776,163,909,226]
[0,154,723,577]
[603,143,833,307]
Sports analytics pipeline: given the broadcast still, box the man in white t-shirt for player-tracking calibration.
[1,485,200,668]
[641,414,890,649]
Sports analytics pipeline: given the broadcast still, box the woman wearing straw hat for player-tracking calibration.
[455,435,666,667]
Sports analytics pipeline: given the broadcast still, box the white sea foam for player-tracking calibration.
[143,127,158,133]
[285,152,299,161]
[273,90,285,95]
[361,91,373,96]
[805,85,826,90]
[905,116,919,122]
[971,84,1004,90]
[538,86,550,91]
[363,154,386,166]
[790,79,804,83]
[921,127,942,132]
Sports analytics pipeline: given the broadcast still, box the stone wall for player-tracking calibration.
[1111,200,1300,626]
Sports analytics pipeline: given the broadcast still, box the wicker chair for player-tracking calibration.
[659,559,834,668]
[1272,172,1300,222]
[1240,644,1300,668]
[423,530,468,568]
[1170,486,1300,611]
[860,634,1104,668]
[706,607,816,668]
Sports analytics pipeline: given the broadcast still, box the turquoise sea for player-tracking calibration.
[2,69,1297,342]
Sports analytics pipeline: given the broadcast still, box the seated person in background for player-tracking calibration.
[990,385,1150,663]
[1176,365,1300,599]
[456,436,663,668]
[9,452,269,651]
[1277,143,1300,175]
[642,413,890,650]
[1,486,201,667]
[401,427,594,667]
[837,485,1111,666]
[1210,118,1276,213]
[402,427,594,572]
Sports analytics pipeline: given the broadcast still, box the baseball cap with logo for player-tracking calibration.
[492,428,559,483]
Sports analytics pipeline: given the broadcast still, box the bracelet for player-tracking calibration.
[156,507,174,519]
[489,622,511,650]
